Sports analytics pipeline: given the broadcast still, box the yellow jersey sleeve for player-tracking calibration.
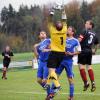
[48,22,67,52]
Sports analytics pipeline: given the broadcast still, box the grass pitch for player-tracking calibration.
[0,64,100,100]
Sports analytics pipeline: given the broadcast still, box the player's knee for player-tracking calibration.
[68,77,74,84]
[3,67,7,71]
[87,65,92,70]
[79,64,85,70]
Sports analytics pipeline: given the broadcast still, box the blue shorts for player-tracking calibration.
[56,59,74,78]
[37,60,48,79]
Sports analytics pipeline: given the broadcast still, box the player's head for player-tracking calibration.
[67,26,75,37]
[5,46,10,52]
[39,31,47,40]
[55,21,63,31]
[85,20,94,30]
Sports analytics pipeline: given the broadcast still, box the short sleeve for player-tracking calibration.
[75,40,81,52]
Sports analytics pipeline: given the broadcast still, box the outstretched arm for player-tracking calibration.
[61,9,67,22]
[33,43,39,59]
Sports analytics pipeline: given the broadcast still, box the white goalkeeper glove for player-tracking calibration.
[61,9,67,20]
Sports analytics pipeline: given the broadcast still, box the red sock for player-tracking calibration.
[88,69,94,82]
[2,70,6,78]
[80,69,87,84]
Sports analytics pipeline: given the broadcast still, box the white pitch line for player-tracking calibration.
[7,91,100,96]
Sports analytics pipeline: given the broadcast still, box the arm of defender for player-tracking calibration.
[42,44,51,52]
[65,40,81,56]
[33,43,39,59]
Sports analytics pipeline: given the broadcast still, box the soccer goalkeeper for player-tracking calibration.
[45,7,67,99]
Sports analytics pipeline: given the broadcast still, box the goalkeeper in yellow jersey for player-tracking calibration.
[45,7,67,100]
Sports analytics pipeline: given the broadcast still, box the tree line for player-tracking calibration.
[0,0,100,52]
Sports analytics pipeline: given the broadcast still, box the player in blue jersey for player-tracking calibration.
[33,31,51,89]
[48,26,81,100]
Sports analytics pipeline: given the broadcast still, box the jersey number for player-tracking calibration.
[60,37,63,45]
[88,35,93,44]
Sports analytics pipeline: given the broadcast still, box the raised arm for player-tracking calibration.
[33,43,39,59]
[61,9,67,22]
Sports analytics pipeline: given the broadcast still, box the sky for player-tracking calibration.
[0,0,94,11]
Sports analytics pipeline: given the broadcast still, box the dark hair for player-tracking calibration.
[68,26,76,33]
[88,20,95,28]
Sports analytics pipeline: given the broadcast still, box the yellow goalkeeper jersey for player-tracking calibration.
[48,22,67,52]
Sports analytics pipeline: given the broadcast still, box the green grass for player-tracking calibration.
[12,52,33,61]
[0,52,33,63]
[0,64,100,100]
[96,49,100,55]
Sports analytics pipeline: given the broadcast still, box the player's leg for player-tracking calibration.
[47,64,64,100]
[2,66,7,79]
[46,52,61,88]
[50,64,64,94]
[43,62,49,89]
[47,68,60,88]
[86,53,96,92]
[68,78,74,100]
[2,61,9,79]
[87,65,96,92]
[37,60,44,88]
[45,68,60,100]
[78,53,89,91]
[45,52,62,99]
[65,60,74,100]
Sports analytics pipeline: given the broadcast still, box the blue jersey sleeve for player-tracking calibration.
[39,39,51,50]
[75,39,81,52]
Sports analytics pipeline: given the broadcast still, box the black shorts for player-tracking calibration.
[47,51,65,68]
[78,49,92,65]
[3,60,10,68]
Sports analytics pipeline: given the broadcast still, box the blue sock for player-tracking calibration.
[50,83,55,93]
[46,85,50,95]
[51,83,55,89]
[70,84,74,97]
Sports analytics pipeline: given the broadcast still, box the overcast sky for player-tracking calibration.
[0,0,94,11]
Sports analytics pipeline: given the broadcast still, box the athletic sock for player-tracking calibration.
[2,70,6,78]
[69,83,74,97]
[88,69,94,83]
[51,83,55,89]
[80,69,88,84]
